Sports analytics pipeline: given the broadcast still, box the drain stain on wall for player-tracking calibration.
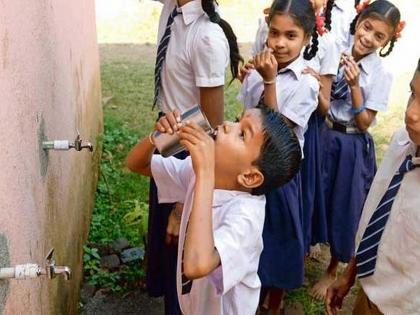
[0,233,10,314]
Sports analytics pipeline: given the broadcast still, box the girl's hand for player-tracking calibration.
[325,276,353,315]
[178,121,215,176]
[238,59,255,83]
[343,56,360,88]
[302,67,324,88]
[155,110,181,135]
[254,49,278,83]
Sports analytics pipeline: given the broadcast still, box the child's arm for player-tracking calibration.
[325,257,356,315]
[200,86,224,128]
[178,122,220,279]
[126,111,181,176]
[344,57,377,131]
[254,49,278,110]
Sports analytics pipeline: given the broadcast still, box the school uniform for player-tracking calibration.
[148,1,229,313]
[239,55,319,288]
[151,155,266,315]
[252,17,268,56]
[322,45,393,263]
[301,33,340,253]
[330,0,357,51]
[354,128,420,315]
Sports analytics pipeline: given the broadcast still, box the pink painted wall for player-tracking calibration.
[0,0,102,314]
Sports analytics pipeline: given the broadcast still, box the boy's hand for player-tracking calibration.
[254,49,278,83]
[178,121,215,176]
[325,276,353,315]
[238,59,255,83]
[155,110,181,135]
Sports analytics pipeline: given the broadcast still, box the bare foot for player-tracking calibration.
[310,272,336,301]
[309,244,322,262]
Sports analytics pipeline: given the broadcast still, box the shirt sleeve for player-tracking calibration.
[150,155,193,203]
[319,35,340,76]
[364,70,393,112]
[191,24,229,87]
[210,199,265,294]
[280,76,319,128]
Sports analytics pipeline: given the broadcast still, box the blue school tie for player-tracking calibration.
[153,7,181,108]
[356,155,419,279]
[331,67,348,100]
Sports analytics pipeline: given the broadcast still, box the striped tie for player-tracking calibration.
[153,7,180,107]
[331,67,348,101]
[356,155,419,279]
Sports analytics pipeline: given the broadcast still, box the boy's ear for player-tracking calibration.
[237,167,264,190]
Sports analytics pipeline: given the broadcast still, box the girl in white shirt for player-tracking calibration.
[238,0,320,312]
[311,0,404,301]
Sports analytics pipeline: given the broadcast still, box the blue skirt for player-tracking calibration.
[301,113,328,254]
[321,126,376,263]
[258,173,304,289]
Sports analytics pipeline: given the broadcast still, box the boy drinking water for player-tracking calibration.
[127,106,301,314]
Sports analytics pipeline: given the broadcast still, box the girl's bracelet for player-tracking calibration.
[350,105,366,115]
[263,78,276,85]
[148,132,155,146]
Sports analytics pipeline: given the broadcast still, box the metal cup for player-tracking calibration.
[152,105,215,157]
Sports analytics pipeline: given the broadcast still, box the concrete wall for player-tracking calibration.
[0,0,102,314]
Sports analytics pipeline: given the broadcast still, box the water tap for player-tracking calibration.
[0,248,71,281]
[42,131,93,152]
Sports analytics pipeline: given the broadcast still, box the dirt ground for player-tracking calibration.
[80,44,357,315]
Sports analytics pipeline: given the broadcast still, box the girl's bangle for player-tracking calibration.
[263,78,276,85]
[350,105,366,115]
[148,132,155,146]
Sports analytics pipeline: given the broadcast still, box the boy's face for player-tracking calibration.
[405,70,420,145]
[214,109,265,188]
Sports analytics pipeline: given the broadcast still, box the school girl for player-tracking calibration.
[148,0,241,313]
[238,0,320,313]
[301,0,341,257]
[311,0,403,300]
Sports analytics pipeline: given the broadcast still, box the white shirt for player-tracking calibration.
[252,17,268,56]
[151,156,266,315]
[238,56,319,151]
[355,128,420,315]
[155,0,229,113]
[331,0,356,52]
[329,42,393,125]
[305,32,340,76]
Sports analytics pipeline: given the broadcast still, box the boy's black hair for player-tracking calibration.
[268,0,318,60]
[324,0,335,31]
[417,58,420,72]
[350,0,401,57]
[201,0,243,82]
[252,106,301,195]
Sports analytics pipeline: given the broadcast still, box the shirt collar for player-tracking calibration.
[278,55,304,80]
[346,37,377,75]
[178,0,205,25]
[333,0,346,11]
[396,128,420,161]
[212,189,254,207]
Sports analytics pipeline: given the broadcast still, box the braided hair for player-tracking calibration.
[268,0,318,60]
[324,0,335,31]
[350,0,401,57]
[201,0,243,82]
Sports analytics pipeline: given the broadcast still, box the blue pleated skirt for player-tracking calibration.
[301,112,328,254]
[258,173,304,289]
[321,126,376,263]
